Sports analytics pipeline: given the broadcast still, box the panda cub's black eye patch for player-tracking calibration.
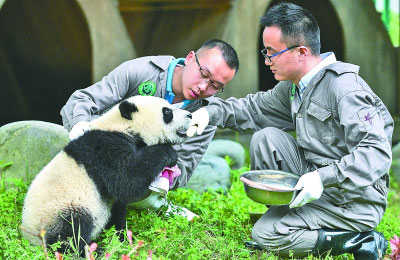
[162,107,173,124]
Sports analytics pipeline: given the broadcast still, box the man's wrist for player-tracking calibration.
[316,165,337,188]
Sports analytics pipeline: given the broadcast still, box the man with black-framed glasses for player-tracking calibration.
[61,39,239,220]
[194,52,225,95]
[189,2,392,259]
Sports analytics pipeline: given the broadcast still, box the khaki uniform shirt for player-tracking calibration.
[206,61,393,226]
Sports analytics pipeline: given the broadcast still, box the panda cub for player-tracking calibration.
[21,95,192,254]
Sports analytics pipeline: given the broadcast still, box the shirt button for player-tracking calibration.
[297,113,302,118]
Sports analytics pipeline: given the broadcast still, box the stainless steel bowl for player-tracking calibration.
[240,170,299,205]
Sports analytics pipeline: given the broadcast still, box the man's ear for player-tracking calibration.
[119,100,138,120]
[298,46,309,59]
[184,51,195,65]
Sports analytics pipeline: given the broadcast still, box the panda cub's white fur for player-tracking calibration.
[22,152,109,244]
[21,96,192,255]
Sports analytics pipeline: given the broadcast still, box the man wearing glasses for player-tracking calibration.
[60,39,239,220]
[189,3,392,259]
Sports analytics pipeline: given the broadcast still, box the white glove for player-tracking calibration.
[69,121,91,140]
[186,108,209,137]
[289,170,323,208]
[149,176,170,197]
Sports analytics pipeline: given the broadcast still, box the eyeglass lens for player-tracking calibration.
[195,53,224,95]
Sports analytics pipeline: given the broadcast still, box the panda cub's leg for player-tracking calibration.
[106,202,127,241]
[45,208,94,257]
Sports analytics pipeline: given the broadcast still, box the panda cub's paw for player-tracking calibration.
[158,144,178,167]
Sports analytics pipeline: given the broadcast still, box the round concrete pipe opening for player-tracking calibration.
[0,0,91,126]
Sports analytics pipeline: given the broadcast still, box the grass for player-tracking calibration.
[0,163,399,259]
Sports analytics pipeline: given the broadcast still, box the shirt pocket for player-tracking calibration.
[306,101,334,144]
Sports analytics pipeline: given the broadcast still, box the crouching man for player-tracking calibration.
[188,3,393,259]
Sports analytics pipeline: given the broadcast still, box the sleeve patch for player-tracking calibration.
[357,107,378,132]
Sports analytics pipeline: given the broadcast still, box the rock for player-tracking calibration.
[186,154,231,193]
[0,121,68,187]
[205,139,246,169]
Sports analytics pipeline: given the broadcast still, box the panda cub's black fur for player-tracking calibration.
[63,129,178,230]
[21,96,192,256]
[64,130,177,204]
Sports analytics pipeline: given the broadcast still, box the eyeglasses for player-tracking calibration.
[261,46,299,63]
[195,53,224,95]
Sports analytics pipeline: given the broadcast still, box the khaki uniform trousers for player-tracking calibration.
[250,127,375,257]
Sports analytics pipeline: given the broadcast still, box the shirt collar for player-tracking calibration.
[166,58,185,93]
[165,58,193,108]
[298,52,337,92]
[150,55,175,70]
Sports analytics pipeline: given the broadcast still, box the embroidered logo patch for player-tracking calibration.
[138,81,156,96]
[357,107,377,132]
[363,112,373,126]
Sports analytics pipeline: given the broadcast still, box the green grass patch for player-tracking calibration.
[0,165,399,259]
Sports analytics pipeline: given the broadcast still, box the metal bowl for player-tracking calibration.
[240,170,299,205]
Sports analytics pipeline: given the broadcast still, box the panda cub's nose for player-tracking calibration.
[187,113,192,119]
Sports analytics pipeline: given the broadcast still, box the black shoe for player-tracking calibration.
[244,240,263,250]
[313,229,387,260]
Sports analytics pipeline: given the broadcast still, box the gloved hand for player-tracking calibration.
[289,170,323,208]
[69,121,91,140]
[186,108,209,137]
[149,165,182,196]
[149,176,170,196]
[161,165,181,188]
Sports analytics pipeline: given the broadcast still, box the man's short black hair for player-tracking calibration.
[260,2,321,55]
[198,39,240,73]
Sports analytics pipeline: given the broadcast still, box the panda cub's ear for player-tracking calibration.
[119,100,138,120]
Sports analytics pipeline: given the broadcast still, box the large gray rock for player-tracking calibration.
[205,139,246,169]
[391,142,400,184]
[186,154,231,193]
[0,121,69,186]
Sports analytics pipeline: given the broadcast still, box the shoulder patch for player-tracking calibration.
[357,107,378,132]
[138,81,157,96]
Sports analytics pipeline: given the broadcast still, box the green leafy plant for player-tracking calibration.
[1,160,399,259]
